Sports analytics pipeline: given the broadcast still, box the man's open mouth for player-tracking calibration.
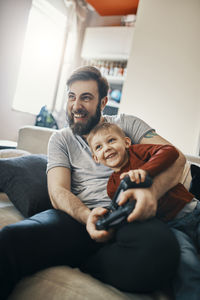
[72,112,88,120]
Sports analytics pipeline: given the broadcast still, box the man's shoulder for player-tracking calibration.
[51,126,73,139]
[104,113,139,126]
[49,126,76,146]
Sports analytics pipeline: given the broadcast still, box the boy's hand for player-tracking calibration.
[86,207,114,243]
[120,169,147,184]
[119,170,156,221]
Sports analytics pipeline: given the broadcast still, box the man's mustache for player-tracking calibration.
[71,109,88,117]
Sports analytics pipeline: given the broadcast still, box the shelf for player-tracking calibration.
[107,99,120,108]
[106,75,125,84]
[0,140,17,149]
[81,26,134,60]
[82,54,129,61]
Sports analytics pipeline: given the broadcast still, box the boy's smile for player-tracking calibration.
[91,129,131,172]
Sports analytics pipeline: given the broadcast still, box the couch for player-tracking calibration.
[0,125,200,300]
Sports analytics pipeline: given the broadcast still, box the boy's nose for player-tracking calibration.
[104,144,111,152]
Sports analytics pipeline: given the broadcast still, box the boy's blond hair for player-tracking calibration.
[87,122,126,151]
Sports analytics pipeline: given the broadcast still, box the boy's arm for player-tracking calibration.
[119,130,186,221]
[132,144,179,177]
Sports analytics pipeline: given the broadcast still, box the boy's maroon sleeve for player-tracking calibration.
[132,144,179,177]
[107,175,119,200]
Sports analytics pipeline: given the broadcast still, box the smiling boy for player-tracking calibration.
[88,121,200,300]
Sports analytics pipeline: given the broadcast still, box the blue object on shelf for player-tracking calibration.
[110,89,121,103]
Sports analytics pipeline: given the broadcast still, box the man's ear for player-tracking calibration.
[100,96,108,111]
[124,137,131,148]
[92,154,99,163]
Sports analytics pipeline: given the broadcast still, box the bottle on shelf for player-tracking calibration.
[81,59,127,82]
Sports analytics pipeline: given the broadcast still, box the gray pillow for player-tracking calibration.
[0,154,52,217]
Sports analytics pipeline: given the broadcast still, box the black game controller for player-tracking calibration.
[96,174,153,230]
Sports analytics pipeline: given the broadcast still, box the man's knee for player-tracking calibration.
[116,218,178,249]
[115,218,180,289]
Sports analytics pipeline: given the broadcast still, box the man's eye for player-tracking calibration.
[82,96,91,101]
[68,94,75,100]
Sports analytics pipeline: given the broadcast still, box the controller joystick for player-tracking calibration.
[96,174,153,230]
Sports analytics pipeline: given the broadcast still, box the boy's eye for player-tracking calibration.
[108,138,115,143]
[95,145,101,151]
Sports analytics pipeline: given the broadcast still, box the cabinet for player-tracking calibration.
[81,26,134,115]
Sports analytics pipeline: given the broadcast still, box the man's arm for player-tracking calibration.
[47,167,91,224]
[119,130,186,221]
[140,130,186,199]
[48,167,114,242]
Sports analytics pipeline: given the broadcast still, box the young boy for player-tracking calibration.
[88,121,200,299]
[87,121,198,223]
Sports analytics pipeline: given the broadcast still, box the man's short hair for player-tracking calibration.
[67,66,109,101]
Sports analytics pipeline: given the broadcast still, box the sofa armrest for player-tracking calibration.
[181,154,200,190]
[185,154,200,165]
[17,126,57,154]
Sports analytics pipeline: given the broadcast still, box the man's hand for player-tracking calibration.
[118,188,157,222]
[86,207,114,243]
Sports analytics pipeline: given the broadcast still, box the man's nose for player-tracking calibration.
[73,98,82,111]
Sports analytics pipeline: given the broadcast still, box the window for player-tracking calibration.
[13,0,67,115]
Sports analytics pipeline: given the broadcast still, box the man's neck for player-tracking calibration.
[82,116,105,140]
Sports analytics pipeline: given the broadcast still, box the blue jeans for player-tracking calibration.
[168,200,200,300]
[0,210,179,299]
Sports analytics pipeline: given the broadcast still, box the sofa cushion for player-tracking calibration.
[189,164,200,200]
[0,149,30,159]
[0,149,30,192]
[0,155,52,217]
[0,206,23,229]
[8,266,155,300]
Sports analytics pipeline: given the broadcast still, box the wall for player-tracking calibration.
[0,0,34,142]
[0,0,121,142]
[86,9,121,27]
[0,0,70,142]
[120,0,200,155]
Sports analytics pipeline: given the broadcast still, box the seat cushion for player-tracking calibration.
[8,266,156,300]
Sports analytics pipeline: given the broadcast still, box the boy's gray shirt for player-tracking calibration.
[47,113,153,208]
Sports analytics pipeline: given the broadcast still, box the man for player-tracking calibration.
[0,66,182,299]
[47,66,181,289]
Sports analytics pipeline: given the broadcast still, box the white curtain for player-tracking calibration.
[53,0,88,128]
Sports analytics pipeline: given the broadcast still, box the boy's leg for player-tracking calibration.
[0,209,100,300]
[168,200,200,300]
[81,218,180,293]
[171,228,200,300]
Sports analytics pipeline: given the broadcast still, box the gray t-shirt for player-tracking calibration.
[47,113,153,208]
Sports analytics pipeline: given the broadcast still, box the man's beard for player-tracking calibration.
[67,102,101,136]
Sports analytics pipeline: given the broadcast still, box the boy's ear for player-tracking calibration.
[92,154,99,163]
[124,137,131,148]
